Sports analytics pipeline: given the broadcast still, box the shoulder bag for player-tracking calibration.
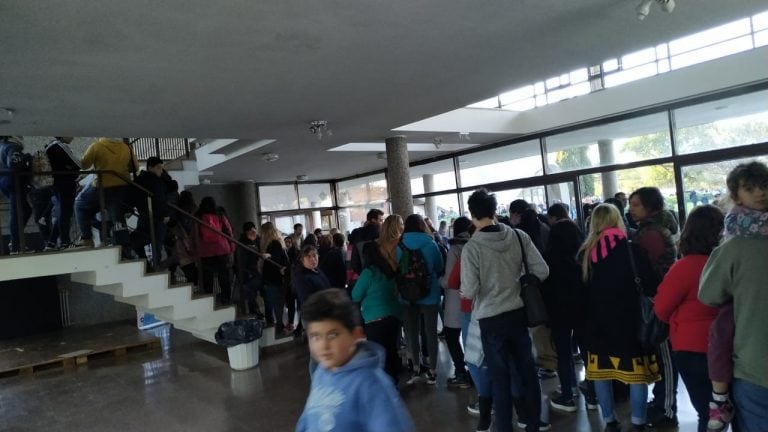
[627,241,669,352]
[513,229,548,327]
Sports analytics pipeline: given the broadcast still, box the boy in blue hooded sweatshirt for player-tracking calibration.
[297,288,414,432]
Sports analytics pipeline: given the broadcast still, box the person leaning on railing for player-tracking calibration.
[74,137,139,251]
[0,136,32,254]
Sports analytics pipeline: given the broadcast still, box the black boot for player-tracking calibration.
[476,396,492,432]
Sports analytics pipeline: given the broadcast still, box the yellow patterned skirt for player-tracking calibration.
[585,352,661,384]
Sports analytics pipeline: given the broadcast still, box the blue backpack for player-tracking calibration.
[396,241,430,302]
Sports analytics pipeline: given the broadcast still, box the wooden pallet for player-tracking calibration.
[0,322,164,378]
[0,338,161,378]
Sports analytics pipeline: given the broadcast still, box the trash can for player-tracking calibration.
[215,319,264,371]
[227,339,260,370]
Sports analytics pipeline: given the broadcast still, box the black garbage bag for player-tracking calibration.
[215,319,263,347]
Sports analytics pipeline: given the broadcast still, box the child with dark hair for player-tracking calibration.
[297,289,414,432]
[699,161,768,431]
[654,205,723,431]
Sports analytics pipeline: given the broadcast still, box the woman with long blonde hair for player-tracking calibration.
[580,203,661,431]
[351,214,404,383]
[260,222,290,334]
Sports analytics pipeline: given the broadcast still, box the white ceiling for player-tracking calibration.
[2,0,767,182]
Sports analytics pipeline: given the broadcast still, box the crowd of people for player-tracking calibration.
[4,135,766,431]
[295,163,768,432]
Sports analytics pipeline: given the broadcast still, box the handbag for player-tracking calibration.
[464,315,485,366]
[513,229,548,327]
[627,241,669,352]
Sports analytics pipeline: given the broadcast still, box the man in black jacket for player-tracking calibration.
[132,157,170,263]
[0,136,32,254]
[45,137,81,249]
[348,208,384,276]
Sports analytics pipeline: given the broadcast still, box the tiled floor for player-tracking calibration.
[0,324,698,431]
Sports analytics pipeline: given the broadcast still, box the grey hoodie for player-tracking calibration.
[461,223,549,320]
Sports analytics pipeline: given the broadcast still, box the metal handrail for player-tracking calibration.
[1,168,284,316]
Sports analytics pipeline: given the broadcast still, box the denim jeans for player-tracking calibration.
[263,282,285,330]
[479,309,541,432]
[75,184,128,241]
[403,303,439,371]
[732,378,768,431]
[243,274,270,317]
[594,379,648,426]
[461,312,491,398]
[0,176,31,251]
[551,325,577,400]
[29,186,53,243]
[50,183,76,245]
[674,351,711,432]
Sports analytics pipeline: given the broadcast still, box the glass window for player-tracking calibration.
[413,193,461,233]
[674,89,768,154]
[545,113,672,173]
[410,159,457,195]
[336,174,388,206]
[458,140,542,188]
[577,163,679,221]
[681,156,768,215]
[337,204,389,238]
[259,184,298,212]
[461,186,547,220]
[297,183,333,208]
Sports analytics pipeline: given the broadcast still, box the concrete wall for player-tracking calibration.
[61,276,136,327]
[186,183,259,236]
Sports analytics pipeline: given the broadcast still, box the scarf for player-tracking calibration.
[590,227,627,263]
[724,205,768,240]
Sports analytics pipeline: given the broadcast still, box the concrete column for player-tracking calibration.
[237,181,259,227]
[385,136,413,218]
[598,139,619,200]
[423,174,438,225]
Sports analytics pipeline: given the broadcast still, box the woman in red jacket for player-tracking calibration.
[195,197,235,305]
[654,205,723,432]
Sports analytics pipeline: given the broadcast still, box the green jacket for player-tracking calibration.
[351,265,402,323]
[699,237,768,388]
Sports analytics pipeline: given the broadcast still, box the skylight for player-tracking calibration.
[467,9,768,112]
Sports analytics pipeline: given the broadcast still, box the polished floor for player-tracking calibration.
[0,324,699,432]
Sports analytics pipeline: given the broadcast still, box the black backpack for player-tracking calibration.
[396,241,430,302]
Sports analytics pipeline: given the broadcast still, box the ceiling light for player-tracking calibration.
[377,152,387,160]
[636,0,675,20]
[433,137,443,149]
[309,120,332,140]
[262,152,279,162]
[458,132,471,141]
[296,174,308,181]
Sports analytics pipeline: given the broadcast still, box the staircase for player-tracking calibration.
[0,247,288,348]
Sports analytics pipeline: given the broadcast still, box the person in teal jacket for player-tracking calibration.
[352,214,404,384]
[397,214,445,385]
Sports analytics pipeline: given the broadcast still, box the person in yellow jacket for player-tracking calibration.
[74,138,139,249]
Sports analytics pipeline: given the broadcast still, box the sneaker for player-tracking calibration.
[425,370,437,385]
[516,421,552,431]
[467,401,480,417]
[647,406,678,428]
[406,371,424,385]
[75,238,95,248]
[550,391,577,412]
[538,368,557,379]
[585,395,599,411]
[604,420,621,432]
[447,372,471,389]
[707,400,734,432]
[285,323,295,331]
[43,242,58,252]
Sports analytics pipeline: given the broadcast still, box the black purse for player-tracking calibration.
[627,241,669,352]
[513,229,548,327]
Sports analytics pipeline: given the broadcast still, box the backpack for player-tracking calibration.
[31,150,53,188]
[396,241,430,302]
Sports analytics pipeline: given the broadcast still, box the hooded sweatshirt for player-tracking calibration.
[296,341,414,432]
[81,138,139,188]
[461,223,549,320]
[396,231,445,306]
[699,205,768,388]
